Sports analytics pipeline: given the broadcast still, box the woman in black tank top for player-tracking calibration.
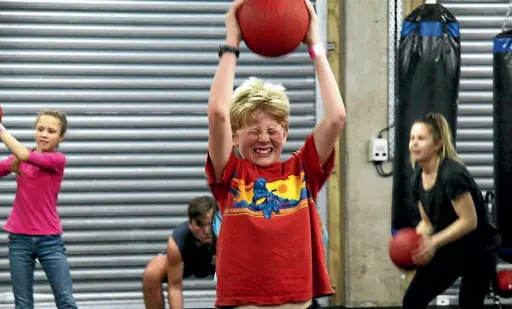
[402,113,500,309]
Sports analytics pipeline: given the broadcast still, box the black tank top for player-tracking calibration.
[171,221,216,278]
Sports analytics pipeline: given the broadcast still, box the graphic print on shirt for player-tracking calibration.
[226,169,310,219]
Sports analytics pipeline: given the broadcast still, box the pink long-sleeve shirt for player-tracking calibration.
[1,151,66,235]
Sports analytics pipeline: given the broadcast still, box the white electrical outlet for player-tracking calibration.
[369,138,389,162]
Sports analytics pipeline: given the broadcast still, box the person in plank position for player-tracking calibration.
[142,196,217,309]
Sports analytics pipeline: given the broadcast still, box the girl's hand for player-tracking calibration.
[303,0,321,47]
[224,0,244,46]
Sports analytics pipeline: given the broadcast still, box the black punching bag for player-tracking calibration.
[493,29,512,252]
[391,4,460,234]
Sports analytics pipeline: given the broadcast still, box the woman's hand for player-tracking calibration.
[303,0,321,47]
[412,235,438,266]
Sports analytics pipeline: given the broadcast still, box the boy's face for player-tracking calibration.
[233,110,288,167]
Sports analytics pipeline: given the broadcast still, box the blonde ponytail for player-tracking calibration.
[414,112,462,165]
[432,113,462,164]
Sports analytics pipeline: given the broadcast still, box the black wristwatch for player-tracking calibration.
[218,44,240,58]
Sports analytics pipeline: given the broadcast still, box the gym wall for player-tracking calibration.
[340,0,402,307]
[0,1,324,308]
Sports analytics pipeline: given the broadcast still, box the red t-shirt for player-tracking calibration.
[205,134,335,307]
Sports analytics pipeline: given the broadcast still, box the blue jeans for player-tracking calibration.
[8,233,78,309]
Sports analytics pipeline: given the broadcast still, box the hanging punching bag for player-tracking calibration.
[391,4,461,234]
[493,29,512,253]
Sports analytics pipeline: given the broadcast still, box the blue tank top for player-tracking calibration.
[171,221,216,278]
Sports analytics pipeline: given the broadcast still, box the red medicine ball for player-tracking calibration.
[237,0,309,57]
[497,270,512,298]
[389,228,421,271]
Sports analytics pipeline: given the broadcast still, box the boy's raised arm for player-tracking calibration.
[207,0,244,183]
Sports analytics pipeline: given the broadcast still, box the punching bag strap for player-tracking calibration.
[411,6,424,36]
[411,4,449,38]
[429,5,449,37]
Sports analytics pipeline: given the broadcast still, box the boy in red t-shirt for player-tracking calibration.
[205,0,346,307]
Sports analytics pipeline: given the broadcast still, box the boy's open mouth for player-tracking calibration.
[254,148,273,155]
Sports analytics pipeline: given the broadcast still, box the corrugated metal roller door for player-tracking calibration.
[438,1,496,191]
[0,1,318,308]
[434,0,506,305]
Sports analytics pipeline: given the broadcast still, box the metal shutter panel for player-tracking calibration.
[0,1,319,307]
[438,0,496,191]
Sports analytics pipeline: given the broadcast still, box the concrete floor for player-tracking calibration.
[0,297,508,309]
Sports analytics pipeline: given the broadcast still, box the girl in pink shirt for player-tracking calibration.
[0,109,77,309]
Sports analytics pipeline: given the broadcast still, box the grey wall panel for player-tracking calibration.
[437,0,502,193]
[0,0,318,307]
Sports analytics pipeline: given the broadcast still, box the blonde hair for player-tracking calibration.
[12,109,68,176]
[230,77,290,133]
[411,112,462,167]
